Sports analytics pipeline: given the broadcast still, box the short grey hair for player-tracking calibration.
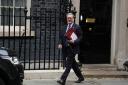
[66,13,74,18]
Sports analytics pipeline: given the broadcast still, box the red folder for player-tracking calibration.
[65,28,77,41]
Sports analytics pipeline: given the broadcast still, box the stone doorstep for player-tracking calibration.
[82,64,117,70]
[82,64,128,78]
[82,70,128,78]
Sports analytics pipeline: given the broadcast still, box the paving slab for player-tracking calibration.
[23,79,99,85]
[23,78,128,85]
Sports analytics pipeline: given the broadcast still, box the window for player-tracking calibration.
[0,0,33,37]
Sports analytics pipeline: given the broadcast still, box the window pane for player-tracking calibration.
[1,0,13,6]
[1,8,13,25]
[15,8,25,26]
[15,0,26,7]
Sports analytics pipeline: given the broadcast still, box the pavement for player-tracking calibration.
[23,64,128,85]
[24,64,128,79]
[23,78,128,85]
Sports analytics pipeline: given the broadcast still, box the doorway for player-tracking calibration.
[79,0,112,64]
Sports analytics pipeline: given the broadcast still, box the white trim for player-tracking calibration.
[26,0,31,35]
[111,0,120,64]
[72,0,80,24]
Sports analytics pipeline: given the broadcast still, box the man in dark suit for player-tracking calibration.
[57,13,84,85]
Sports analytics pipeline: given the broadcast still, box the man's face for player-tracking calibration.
[67,16,74,24]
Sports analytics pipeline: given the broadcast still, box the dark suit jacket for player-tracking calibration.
[59,23,82,54]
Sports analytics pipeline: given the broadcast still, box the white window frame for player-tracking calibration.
[0,0,34,37]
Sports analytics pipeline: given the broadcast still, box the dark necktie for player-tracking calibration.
[66,23,71,32]
[68,23,71,29]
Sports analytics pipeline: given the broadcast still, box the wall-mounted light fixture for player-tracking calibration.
[80,14,83,21]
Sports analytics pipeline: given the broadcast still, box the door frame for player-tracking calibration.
[111,0,120,64]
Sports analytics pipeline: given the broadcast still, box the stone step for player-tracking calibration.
[81,64,128,78]
[82,64,117,71]
[82,70,128,78]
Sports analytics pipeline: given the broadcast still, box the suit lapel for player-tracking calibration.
[72,23,76,30]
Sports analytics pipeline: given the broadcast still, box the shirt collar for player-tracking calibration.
[68,23,73,28]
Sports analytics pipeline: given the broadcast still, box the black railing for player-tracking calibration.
[0,0,75,70]
[0,7,64,70]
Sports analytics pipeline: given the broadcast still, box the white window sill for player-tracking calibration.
[0,31,35,37]
[0,26,35,37]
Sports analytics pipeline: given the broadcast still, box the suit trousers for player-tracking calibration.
[60,46,84,81]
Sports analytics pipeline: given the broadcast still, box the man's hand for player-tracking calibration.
[58,44,62,49]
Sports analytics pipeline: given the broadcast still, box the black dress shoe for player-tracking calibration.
[75,78,84,83]
[57,80,65,85]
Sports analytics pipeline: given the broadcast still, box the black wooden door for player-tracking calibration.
[79,0,112,64]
